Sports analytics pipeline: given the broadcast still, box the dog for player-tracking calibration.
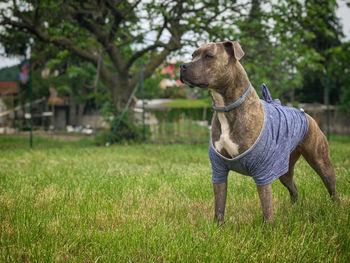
[180,41,338,224]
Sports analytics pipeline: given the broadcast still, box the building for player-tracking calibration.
[0,81,19,133]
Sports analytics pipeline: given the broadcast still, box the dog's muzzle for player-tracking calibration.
[180,63,190,84]
[180,62,208,88]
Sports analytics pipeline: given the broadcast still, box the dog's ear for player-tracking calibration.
[223,41,244,61]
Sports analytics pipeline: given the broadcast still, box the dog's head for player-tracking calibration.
[180,41,244,91]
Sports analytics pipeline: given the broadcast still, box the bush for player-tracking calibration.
[94,114,142,145]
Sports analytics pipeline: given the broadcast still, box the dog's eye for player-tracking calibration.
[205,54,214,59]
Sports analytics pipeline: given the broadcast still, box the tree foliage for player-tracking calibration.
[235,0,308,101]
[271,0,347,105]
[0,0,247,113]
[0,0,349,112]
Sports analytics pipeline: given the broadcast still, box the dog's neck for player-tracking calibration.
[210,62,264,158]
[211,68,251,108]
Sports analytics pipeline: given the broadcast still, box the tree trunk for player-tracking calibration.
[77,103,85,126]
[68,94,77,126]
[108,73,136,114]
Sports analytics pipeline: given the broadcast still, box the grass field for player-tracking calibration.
[0,136,349,262]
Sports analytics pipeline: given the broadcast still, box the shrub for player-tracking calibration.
[94,113,142,145]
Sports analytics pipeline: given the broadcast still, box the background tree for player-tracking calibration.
[299,0,344,105]
[0,0,247,113]
[235,0,349,107]
[1,0,349,113]
[48,56,108,126]
[328,41,350,112]
[271,0,347,105]
[29,41,110,126]
[235,0,296,100]
[237,0,324,103]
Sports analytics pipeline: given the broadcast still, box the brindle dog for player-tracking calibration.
[180,41,338,223]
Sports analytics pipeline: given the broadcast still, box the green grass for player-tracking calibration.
[166,99,211,108]
[0,136,349,262]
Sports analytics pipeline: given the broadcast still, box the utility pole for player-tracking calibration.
[29,56,33,149]
[140,63,146,142]
[326,71,330,140]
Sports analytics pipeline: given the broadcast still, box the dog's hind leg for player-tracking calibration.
[299,115,338,200]
[279,149,301,203]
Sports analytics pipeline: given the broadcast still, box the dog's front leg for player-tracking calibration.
[257,183,274,223]
[213,181,227,224]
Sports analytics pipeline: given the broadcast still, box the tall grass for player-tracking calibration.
[0,136,349,262]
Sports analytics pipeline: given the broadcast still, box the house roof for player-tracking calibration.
[0,81,19,95]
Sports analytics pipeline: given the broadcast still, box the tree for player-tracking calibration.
[271,0,346,105]
[235,0,296,100]
[328,41,350,112]
[299,0,344,105]
[230,0,325,103]
[0,0,247,113]
[45,54,109,126]
[0,65,19,81]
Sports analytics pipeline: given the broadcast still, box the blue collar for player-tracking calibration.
[212,82,252,112]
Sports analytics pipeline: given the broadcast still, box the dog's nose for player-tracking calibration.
[180,63,189,71]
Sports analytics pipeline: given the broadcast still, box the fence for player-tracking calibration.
[132,99,350,144]
[134,99,212,143]
[1,97,350,144]
[298,103,350,135]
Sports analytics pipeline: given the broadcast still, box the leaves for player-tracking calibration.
[0,0,349,111]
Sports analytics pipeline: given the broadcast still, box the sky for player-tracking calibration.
[0,1,349,70]
[337,1,350,39]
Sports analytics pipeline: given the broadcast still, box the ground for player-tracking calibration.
[0,136,349,262]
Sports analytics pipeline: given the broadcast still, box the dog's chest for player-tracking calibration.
[211,91,239,158]
[214,113,239,157]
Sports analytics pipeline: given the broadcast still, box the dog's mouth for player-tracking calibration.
[184,80,208,89]
[180,75,208,89]
[197,83,209,89]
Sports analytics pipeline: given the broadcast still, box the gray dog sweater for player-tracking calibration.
[209,84,309,186]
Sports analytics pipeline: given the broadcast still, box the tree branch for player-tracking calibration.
[0,12,98,64]
[129,1,184,85]
[106,0,141,45]
[143,48,170,80]
[125,41,165,70]
[131,25,183,86]
[76,16,125,71]
[63,3,126,72]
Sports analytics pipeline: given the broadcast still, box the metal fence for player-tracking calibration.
[134,99,212,144]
